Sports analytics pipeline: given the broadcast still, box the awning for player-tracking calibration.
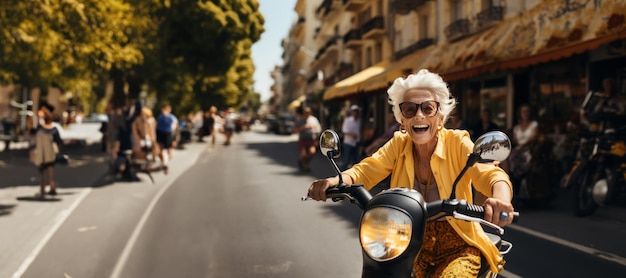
[323,60,389,101]
[361,47,435,92]
[288,94,306,110]
[422,0,626,81]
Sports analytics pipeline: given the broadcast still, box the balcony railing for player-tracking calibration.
[477,6,504,28]
[393,38,435,60]
[362,16,385,37]
[343,29,362,44]
[392,0,426,14]
[343,0,367,11]
[316,0,342,17]
[444,19,470,41]
[315,36,339,60]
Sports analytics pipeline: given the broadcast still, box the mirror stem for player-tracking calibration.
[327,151,344,185]
[449,153,481,200]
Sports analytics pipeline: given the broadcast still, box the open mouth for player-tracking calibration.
[411,124,429,133]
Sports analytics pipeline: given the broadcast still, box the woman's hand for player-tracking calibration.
[483,197,515,227]
[308,178,334,201]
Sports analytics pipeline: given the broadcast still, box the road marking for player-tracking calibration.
[12,188,92,278]
[109,146,204,278]
[509,224,626,266]
[499,269,523,278]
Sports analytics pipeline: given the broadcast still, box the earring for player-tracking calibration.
[400,125,407,134]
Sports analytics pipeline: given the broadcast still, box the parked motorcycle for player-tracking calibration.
[303,130,519,277]
[563,90,626,216]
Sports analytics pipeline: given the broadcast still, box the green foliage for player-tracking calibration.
[0,0,265,115]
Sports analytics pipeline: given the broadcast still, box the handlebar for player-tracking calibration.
[426,199,519,223]
[301,184,372,210]
[303,186,520,233]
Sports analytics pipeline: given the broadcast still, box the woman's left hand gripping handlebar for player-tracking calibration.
[309,178,334,201]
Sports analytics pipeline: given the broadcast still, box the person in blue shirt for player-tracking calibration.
[156,104,178,174]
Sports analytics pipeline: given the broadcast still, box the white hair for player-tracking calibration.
[387,69,457,123]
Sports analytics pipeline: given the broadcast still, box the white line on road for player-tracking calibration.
[509,224,626,266]
[12,188,92,278]
[109,149,203,278]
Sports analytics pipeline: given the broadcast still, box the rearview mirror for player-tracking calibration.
[473,131,511,163]
[319,129,342,159]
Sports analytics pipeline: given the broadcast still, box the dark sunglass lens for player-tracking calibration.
[400,102,418,117]
[422,101,438,116]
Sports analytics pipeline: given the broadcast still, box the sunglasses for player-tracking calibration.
[399,101,440,118]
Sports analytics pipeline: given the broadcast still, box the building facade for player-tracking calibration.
[280,0,626,144]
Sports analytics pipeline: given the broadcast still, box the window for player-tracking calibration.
[375,42,382,62]
[450,0,463,21]
[366,47,372,67]
[420,14,429,39]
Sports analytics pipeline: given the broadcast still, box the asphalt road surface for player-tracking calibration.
[9,124,626,277]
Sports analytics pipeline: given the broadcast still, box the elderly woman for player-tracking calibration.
[308,69,515,277]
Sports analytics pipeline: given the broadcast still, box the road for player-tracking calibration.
[3,123,626,277]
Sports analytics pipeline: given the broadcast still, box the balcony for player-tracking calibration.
[343,0,367,11]
[316,0,342,20]
[314,36,339,62]
[393,38,435,60]
[444,19,470,41]
[294,17,306,38]
[362,16,385,40]
[343,29,363,49]
[477,6,504,29]
[392,0,427,15]
[336,62,354,79]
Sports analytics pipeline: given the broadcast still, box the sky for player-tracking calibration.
[252,0,298,102]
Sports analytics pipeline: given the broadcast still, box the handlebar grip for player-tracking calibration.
[511,212,520,223]
[462,203,485,219]
[459,203,520,223]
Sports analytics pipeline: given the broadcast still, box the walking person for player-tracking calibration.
[223,107,237,146]
[294,106,321,172]
[364,111,401,156]
[341,105,362,170]
[155,104,178,174]
[199,106,218,146]
[470,108,500,141]
[30,103,63,197]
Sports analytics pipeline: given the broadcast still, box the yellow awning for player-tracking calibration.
[288,94,306,110]
[420,0,626,81]
[361,48,435,92]
[323,60,389,101]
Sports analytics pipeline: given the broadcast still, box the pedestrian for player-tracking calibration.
[364,111,401,156]
[445,108,471,131]
[341,104,361,170]
[199,106,218,146]
[294,106,321,172]
[30,102,63,197]
[1,105,18,151]
[112,101,141,181]
[132,107,158,161]
[155,104,178,174]
[223,107,237,146]
[470,108,500,141]
[308,69,515,277]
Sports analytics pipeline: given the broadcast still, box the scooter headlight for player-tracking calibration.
[360,207,412,262]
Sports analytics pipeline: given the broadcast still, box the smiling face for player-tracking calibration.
[401,88,443,145]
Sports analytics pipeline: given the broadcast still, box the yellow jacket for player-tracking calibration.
[343,128,512,273]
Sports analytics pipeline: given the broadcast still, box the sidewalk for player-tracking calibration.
[0,140,112,278]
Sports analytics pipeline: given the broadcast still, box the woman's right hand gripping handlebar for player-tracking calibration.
[308,174,353,201]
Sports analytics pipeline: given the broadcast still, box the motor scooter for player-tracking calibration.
[303,130,519,277]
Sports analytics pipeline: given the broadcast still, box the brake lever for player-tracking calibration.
[452,211,504,235]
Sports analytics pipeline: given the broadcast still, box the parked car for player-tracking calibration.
[276,113,295,135]
[264,114,279,133]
